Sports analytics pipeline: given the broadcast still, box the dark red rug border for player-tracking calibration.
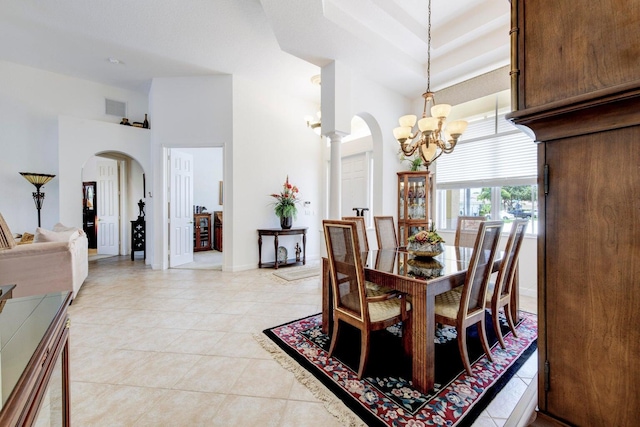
[263,313,537,427]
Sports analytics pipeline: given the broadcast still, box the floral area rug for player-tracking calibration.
[260,311,537,427]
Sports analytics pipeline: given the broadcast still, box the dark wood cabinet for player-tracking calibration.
[194,213,211,251]
[213,211,223,251]
[508,2,640,425]
[397,171,434,246]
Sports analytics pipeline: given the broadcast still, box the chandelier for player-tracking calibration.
[393,0,468,170]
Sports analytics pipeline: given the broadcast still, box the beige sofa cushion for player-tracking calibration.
[34,227,80,243]
[53,223,84,234]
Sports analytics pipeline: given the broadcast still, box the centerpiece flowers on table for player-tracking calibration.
[407,226,444,257]
[270,175,300,229]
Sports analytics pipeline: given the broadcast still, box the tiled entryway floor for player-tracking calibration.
[69,256,537,426]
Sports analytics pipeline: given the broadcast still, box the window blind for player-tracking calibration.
[435,116,537,189]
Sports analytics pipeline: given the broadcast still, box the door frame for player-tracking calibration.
[161,145,226,270]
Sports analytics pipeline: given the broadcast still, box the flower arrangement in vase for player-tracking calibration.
[398,150,424,171]
[270,176,300,229]
[407,225,444,257]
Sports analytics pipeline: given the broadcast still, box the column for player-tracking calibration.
[321,61,351,219]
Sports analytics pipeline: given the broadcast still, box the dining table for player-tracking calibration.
[321,244,518,394]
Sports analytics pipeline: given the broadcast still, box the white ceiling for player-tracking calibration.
[0,0,510,104]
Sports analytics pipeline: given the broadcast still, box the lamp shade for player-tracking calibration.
[446,120,468,136]
[393,126,412,140]
[430,104,451,119]
[418,117,439,132]
[19,172,56,188]
[421,142,438,163]
[399,115,417,127]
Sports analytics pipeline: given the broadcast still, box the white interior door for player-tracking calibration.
[341,153,369,219]
[169,150,194,267]
[97,159,119,255]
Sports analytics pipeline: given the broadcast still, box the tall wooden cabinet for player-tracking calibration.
[194,213,211,251]
[508,2,640,425]
[397,171,435,246]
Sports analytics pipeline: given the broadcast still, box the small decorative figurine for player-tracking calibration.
[138,199,145,218]
[295,242,301,262]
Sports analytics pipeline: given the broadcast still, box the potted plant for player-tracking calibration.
[270,176,300,229]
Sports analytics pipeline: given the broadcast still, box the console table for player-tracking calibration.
[0,291,72,426]
[257,227,307,269]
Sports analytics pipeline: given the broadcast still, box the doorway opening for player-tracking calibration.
[81,151,145,262]
[168,147,223,271]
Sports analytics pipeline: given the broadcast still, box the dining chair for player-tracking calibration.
[374,216,398,249]
[454,215,487,247]
[434,220,503,375]
[343,216,397,297]
[342,216,369,253]
[323,219,411,379]
[485,219,528,348]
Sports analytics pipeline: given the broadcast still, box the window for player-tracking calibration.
[434,93,538,234]
[436,185,539,234]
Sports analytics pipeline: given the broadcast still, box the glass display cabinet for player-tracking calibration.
[397,171,435,247]
[194,213,211,251]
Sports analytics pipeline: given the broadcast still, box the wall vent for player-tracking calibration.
[105,98,127,117]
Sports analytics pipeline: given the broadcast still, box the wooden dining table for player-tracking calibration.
[321,244,518,394]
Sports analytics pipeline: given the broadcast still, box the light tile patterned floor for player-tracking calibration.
[69,255,537,426]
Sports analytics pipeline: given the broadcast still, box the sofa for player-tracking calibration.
[0,224,89,299]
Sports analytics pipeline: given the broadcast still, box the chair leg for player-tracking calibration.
[492,304,506,349]
[478,318,494,363]
[457,326,473,376]
[504,304,519,338]
[328,319,340,357]
[402,317,413,356]
[357,331,370,379]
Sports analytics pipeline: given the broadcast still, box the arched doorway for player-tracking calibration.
[81,151,146,259]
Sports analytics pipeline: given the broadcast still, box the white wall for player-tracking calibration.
[58,116,151,230]
[326,71,413,219]
[232,76,324,271]
[0,60,148,233]
[149,75,232,269]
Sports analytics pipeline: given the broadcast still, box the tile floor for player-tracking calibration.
[69,255,538,426]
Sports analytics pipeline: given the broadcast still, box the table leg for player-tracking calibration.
[258,234,263,268]
[302,232,307,265]
[411,288,433,394]
[321,258,331,335]
[274,235,279,269]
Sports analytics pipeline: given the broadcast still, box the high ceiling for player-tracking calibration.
[0,0,510,103]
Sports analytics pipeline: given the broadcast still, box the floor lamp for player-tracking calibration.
[19,172,56,228]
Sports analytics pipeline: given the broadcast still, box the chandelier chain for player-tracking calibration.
[426,0,431,93]
[392,0,467,170]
